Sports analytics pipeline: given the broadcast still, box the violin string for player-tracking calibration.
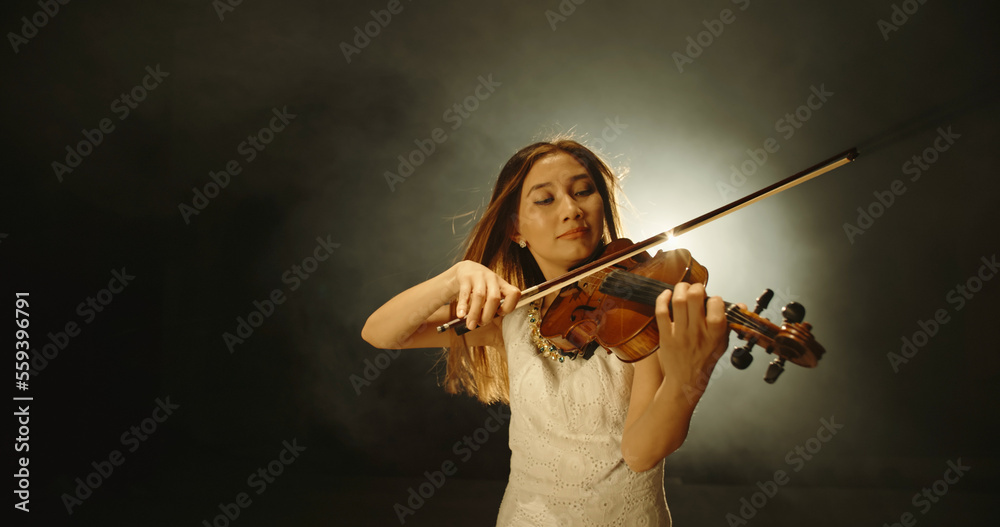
[598,271,778,338]
[608,272,764,331]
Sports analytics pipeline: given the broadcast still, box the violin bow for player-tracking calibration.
[438,147,858,334]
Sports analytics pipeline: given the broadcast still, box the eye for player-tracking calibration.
[575,187,595,197]
[534,196,554,205]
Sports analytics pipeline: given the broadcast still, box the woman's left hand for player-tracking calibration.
[654,282,730,400]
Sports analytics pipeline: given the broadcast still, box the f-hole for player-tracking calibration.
[570,305,596,322]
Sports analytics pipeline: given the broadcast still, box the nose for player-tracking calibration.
[558,193,584,221]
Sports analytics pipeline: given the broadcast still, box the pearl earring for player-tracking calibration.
[519,240,527,249]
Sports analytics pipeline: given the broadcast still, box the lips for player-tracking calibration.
[558,226,589,239]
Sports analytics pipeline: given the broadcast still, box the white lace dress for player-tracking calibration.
[495,305,671,526]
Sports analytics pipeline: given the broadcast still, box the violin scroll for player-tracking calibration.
[727,292,825,383]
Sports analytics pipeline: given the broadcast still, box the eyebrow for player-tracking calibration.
[526,173,591,194]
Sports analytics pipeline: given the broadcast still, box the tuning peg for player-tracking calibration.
[782,302,805,324]
[730,289,773,370]
[754,289,774,314]
[764,357,786,384]
[731,344,754,369]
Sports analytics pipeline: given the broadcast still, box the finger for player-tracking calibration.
[705,296,727,335]
[480,275,502,326]
[685,283,708,330]
[706,297,730,361]
[655,288,674,337]
[500,283,521,315]
[466,277,487,330]
[456,275,471,318]
[671,282,690,335]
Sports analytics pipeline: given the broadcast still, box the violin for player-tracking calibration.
[540,241,822,383]
[438,148,858,383]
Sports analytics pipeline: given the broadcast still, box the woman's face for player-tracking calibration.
[514,151,606,280]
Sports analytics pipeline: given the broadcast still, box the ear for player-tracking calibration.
[508,212,521,244]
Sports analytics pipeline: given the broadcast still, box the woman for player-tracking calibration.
[362,139,731,525]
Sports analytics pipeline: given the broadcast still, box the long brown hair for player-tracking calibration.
[441,138,626,404]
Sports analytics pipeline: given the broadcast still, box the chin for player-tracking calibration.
[581,236,603,257]
[544,238,603,271]
[565,246,600,268]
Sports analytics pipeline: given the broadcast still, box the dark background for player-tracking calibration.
[4,0,998,525]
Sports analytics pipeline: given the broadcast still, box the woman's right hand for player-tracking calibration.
[451,261,521,330]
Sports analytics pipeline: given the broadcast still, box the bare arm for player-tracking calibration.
[621,282,729,472]
[361,261,520,350]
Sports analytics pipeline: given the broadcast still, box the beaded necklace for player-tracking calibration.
[527,299,581,363]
